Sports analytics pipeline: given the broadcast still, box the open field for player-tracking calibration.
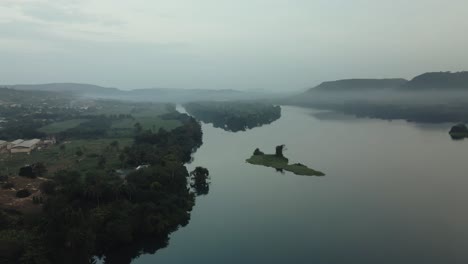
[38,119,89,134]
[0,176,47,213]
[110,117,182,137]
[111,117,181,131]
[90,102,172,116]
[0,138,133,176]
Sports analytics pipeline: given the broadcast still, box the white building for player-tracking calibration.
[9,139,41,154]
[7,139,24,150]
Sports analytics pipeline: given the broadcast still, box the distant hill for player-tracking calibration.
[5,83,281,102]
[402,71,468,90]
[307,78,408,93]
[10,83,119,95]
[282,71,468,123]
[0,87,71,105]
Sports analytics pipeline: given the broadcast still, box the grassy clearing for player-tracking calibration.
[90,102,171,116]
[246,154,324,176]
[110,117,181,136]
[38,119,89,134]
[137,117,181,131]
[0,138,133,176]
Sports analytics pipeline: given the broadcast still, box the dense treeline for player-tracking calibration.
[0,113,206,263]
[124,113,202,165]
[184,101,281,132]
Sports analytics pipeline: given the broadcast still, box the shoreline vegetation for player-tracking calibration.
[449,123,468,139]
[246,145,325,176]
[0,90,210,263]
[183,101,281,132]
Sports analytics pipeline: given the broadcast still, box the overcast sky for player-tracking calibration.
[1,0,468,91]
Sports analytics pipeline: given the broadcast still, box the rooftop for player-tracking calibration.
[12,139,41,149]
[11,139,24,145]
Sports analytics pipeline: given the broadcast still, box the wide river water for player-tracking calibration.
[133,106,468,264]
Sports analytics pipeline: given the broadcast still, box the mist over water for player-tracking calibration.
[132,106,468,264]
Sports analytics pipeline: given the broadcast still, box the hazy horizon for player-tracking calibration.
[1,0,468,91]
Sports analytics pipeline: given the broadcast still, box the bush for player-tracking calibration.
[32,196,44,204]
[32,162,47,177]
[2,182,14,189]
[39,181,56,195]
[16,189,31,198]
[18,163,47,178]
[18,166,35,178]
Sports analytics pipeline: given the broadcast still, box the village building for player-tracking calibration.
[42,137,57,146]
[0,140,7,150]
[7,139,24,150]
[9,139,41,154]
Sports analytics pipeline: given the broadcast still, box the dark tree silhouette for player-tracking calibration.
[190,167,210,196]
[275,145,285,157]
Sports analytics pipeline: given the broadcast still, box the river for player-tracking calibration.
[132,105,468,264]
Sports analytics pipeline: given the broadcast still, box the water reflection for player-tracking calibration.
[98,237,169,264]
[135,106,468,264]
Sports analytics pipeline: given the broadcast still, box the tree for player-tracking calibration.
[98,156,107,168]
[40,181,56,195]
[32,162,47,177]
[118,153,126,166]
[19,166,35,178]
[190,167,210,196]
[275,144,285,157]
[110,141,119,150]
[134,122,143,134]
[76,149,84,157]
[16,189,31,198]
[253,148,264,155]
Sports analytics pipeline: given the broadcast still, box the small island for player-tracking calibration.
[449,123,468,139]
[246,145,325,176]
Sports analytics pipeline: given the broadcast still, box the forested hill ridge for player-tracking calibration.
[5,83,284,102]
[401,71,468,90]
[308,78,408,92]
[0,87,72,105]
[284,71,468,123]
[9,83,120,95]
[305,72,468,93]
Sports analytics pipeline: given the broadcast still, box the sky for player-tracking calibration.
[1,0,468,91]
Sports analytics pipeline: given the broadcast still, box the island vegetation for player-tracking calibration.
[0,89,210,263]
[449,123,468,139]
[246,145,324,176]
[183,101,281,132]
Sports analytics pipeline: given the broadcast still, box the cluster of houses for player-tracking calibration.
[0,138,56,154]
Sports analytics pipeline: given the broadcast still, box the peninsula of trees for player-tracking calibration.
[246,145,325,176]
[183,101,281,132]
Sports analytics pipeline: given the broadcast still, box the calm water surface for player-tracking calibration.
[133,106,468,264]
